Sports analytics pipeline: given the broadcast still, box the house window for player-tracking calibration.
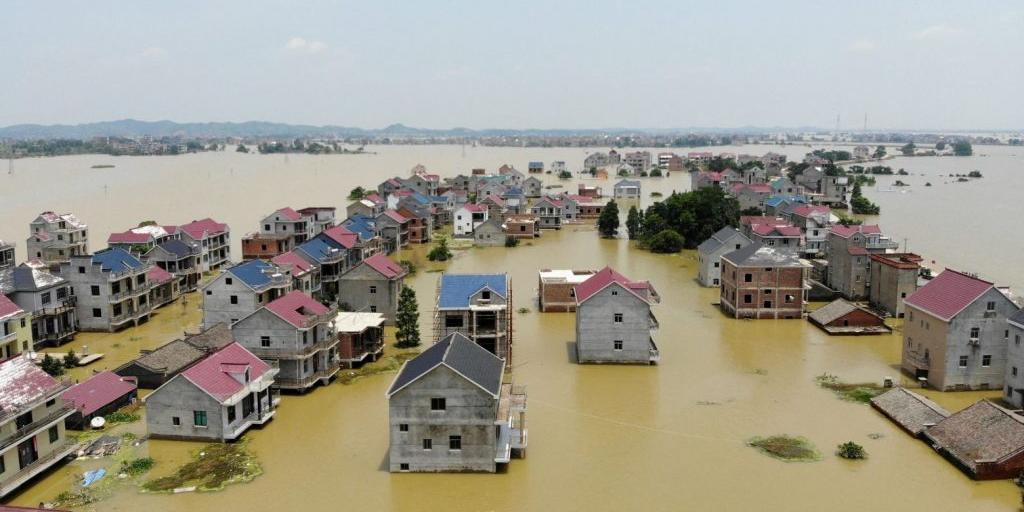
[744,274,753,283]
[611,290,618,296]
[958,356,968,368]
[743,294,753,304]
[763,300,772,308]
[481,291,491,300]
[260,336,271,347]
[90,285,100,296]
[230,295,238,305]
[614,340,623,350]
[399,463,410,471]
[714,262,719,268]
[445,316,463,328]
[713,279,719,285]
[430,398,446,411]
[449,435,462,451]
[206,290,212,295]
[1017,334,1021,346]
[970,327,980,339]
[785,295,795,303]
[614,313,623,323]
[48,425,59,443]
[422,439,432,450]
[1014,367,1019,377]
[0,453,4,474]
[78,266,85,274]
[172,416,181,426]
[987,301,996,311]
[46,398,56,407]
[762,289,772,295]
[193,410,208,427]
[982,355,992,367]
[92,308,102,318]
[226,277,233,285]
[370,305,377,313]
[399,424,408,432]
[41,292,51,305]
[369,285,377,294]
[227,405,236,423]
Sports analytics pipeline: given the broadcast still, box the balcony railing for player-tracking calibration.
[32,297,76,318]
[110,305,151,325]
[0,331,14,344]
[0,405,75,451]
[109,282,152,302]
[274,365,340,389]
[248,336,339,359]
[649,337,660,362]
[0,439,78,497]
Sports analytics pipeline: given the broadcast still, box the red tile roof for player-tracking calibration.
[462,204,487,213]
[483,194,506,207]
[265,291,330,328]
[62,371,137,417]
[847,247,869,256]
[751,224,801,237]
[275,207,302,221]
[362,254,406,279]
[0,355,62,415]
[905,269,995,321]
[830,224,882,238]
[180,218,228,239]
[272,251,313,275]
[382,210,408,223]
[322,226,359,249]
[574,266,655,304]
[181,343,271,402]
[146,266,174,284]
[0,294,25,321]
[791,205,831,217]
[364,193,384,204]
[108,231,152,244]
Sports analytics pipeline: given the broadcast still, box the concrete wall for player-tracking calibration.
[697,235,751,287]
[202,273,269,330]
[337,265,402,324]
[576,284,652,363]
[720,262,804,319]
[388,365,498,472]
[146,376,225,441]
[868,261,918,317]
[1006,322,1024,407]
[60,259,149,332]
[231,308,329,382]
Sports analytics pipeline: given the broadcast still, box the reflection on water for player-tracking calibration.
[2,146,1022,511]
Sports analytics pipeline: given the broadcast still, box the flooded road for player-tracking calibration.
[2,145,1023,510]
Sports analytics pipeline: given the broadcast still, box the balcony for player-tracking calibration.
[648,312,660,330]
[904,350,930,369]
[32,297,76,319]
[110,305,151,326]
[0,404,75,451]
[0,331,14,344]
[274,364,340,389]
[0,439,78,498]
[109,282,152,302]
[249,335,339,360]
[649,337,660,363]
[252,273,292,292]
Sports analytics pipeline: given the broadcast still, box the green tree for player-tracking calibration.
[900,142,915,156]
[626,206,641,240]
[836,442,866,460]
[873,145,886,158]
[640,188,739,249]
[739,207,763,216]
[63,350,80,369]
[851,181,863,199]
[347,186,367,200]
[649,168,663,177]
[558,170,572,180]
[935,141,947,151]
[647,230,685,253]
[395,286,421,348]
[952,140,973,156]
[40,354,64,377]
[851,195,880,215]
[427,236,453,261]
[597,200,620,238]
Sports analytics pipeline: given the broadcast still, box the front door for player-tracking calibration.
[18,438,38,469]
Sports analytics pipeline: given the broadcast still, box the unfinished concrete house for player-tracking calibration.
[386,332,526,473]
[201,259,291,330]
[433,273,512,365]
[537,269,597,312]
[574,267,660,364]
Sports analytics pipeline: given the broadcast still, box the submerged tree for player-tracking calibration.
[63,350,80,369]
[427,235,453,261]
[40,354,64,377]
[395,286,421,348]
[626,205,642,240]
[347,186,367,200]
[597,200,620,238]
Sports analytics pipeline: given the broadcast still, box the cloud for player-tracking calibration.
[911,24,963,40]
[847,39,876,52]
[139,47,167,59]
[285,37,327,54]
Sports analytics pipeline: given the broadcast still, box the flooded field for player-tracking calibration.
[2,145,1022,510]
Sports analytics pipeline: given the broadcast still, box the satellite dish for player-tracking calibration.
[90,417,106,429]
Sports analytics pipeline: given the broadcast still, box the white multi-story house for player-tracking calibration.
[26,212,89,267]
[179,218,231,272]
[59,248,152,332]
[454,204,489,237]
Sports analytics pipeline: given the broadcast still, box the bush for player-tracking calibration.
[399,259,417,274]
[837,441,867,460]
[63,350,80,368]
[649,168,663,177]
[748,435,821,462]
[427,236,453,261]
[40,354,64,377]
[647,230,685,253]
[558,170,572,180]
[121,457,156,476]
[851,195,880,215]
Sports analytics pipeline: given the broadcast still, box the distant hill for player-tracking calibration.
[0,119,806,140]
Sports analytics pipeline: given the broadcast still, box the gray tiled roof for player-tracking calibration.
[157,239,195,258]
[697,227,746,254]
[0,265,65,293]
[1010,309,1024,327]
[808,298,860,325]
[387,333,504,397]
[722,242,803,267]
[184,323,234,351]
[131,339,206,374]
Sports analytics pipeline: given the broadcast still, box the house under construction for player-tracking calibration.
[433,273,513,367]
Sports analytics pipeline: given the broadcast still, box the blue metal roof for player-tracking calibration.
[342,215,376,241]
[296,238,343,264]
[92,248,144,273]
[438,273,508,309]
[765,194,808,207]
[227,259,275,288]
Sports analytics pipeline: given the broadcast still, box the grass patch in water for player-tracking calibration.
[336,349,420,385]
[747,435,821,462]
[53,489,100,508]
[121,457,155,476]
[142,441,261,493]
[815,373,885,403]
[105,410,140,425]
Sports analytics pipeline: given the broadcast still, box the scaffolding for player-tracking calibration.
[432,273,514,368]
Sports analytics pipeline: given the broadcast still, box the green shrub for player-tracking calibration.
[837,442,867,460]
[647,230,685,253]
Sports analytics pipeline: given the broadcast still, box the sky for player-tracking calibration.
[3,0,1023,130]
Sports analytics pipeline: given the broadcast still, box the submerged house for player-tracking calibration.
[144,238,201,293]
[923,400,1024,480]
[0,355,77,498]
[537,269,597,312]
[62,371,138,430]
[178,218,231,272]
[870,387,949,438]
[696,227,752,287]
[336,254,407,323]
[434,273,512,365]
[145,342,278,442]
[59,248,152,332]
[0,263,77,349]
[202,259,291,330]
[231,290,339,392]
[808,298,891,335]
[719,243,809,320]
[386,332,527,473]
[0,295,32,360]
[114,323,234,389]
[574,267,661,364]
[26,211,89,267]
[334,312,385,369]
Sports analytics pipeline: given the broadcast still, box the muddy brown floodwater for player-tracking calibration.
[2,145,1022,511]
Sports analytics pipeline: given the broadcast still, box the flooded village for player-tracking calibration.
[1,142,1024,512]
